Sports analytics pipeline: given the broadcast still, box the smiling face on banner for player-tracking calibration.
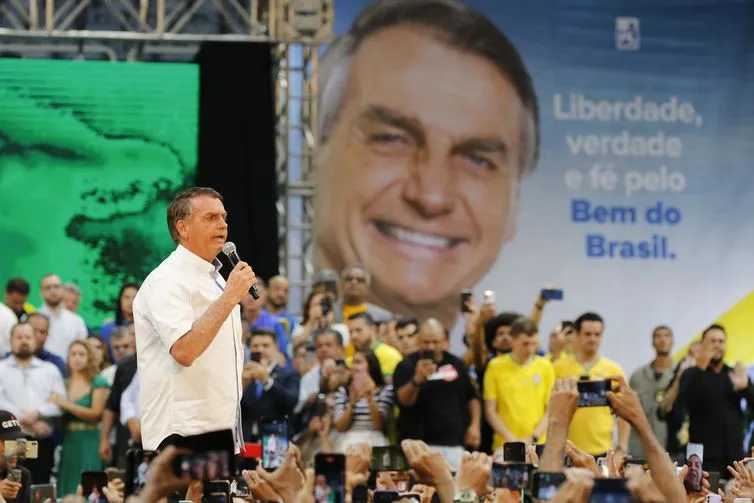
[315,25,530,327]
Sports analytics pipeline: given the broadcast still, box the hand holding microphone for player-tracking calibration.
[222,242,259,303]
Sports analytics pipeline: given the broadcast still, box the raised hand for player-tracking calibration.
[256,445,305,503]
[565,441,600,477]
[456,451,492,498]
[224,261,256,305]
[730,362,750,391]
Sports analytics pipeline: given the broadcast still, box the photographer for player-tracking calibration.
[0,411,31,503]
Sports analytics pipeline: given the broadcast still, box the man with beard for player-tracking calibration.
[0,324,65,483]
[677,324,754,475]
[627,326,675,457]
[266,276,296,336]
[37,274,88,360]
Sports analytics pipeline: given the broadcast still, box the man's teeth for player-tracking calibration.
[382,223,454,248]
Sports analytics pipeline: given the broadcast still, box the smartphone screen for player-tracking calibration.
[503,442,526,463]
[173,449,233,480]
[684,443,704,493]
[707,471,721,493]
[419,350,434,361]
[315,453,346,503]
[204,492,228,503]
[262,421,289,470]
[577,380,614,407]
[590,478,631,503]
[30,484,56,503]
[489,463,534,490]
[532,472,566,500]
[371,446,410,472]
[125,449,159,496]
[81,472,108,503]
[461,289,473,313]
[373,490,400,503]
[250,352,262,363]
[540,288,564,301]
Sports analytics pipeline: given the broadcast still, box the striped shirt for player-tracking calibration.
[333,385,394,432]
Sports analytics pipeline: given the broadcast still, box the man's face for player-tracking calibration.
[177,195,228,261]
[315,27,524,310]
[293,346,315,375]
[341,269,369,301]
[492,325,513,352]
[315,333,342,362]
[396,323,418,356]
[511,333,539,360]
[652,328,673,356]
[111,335,136,362]
[11,325,36,359]
[250,335,277,361]
[241,293,263,322]
[267,278,289,309]
[5,291,26,314]
[418,324,445,361]
[576,320,604,355]
[28,315,49,350]
[63,289,81,312]
[40,274,63,307]
[703,328,726,363]
[347,318,374,351]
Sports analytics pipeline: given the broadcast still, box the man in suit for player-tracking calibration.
[240,328,300,440]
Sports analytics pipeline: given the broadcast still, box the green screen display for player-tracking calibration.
[0,58,199,326]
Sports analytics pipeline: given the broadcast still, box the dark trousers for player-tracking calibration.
[156,429,234,453]
[22,437,54,484]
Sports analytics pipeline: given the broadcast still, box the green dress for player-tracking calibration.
[57,375,111,496]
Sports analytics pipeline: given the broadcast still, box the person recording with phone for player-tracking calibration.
[0,411,32,503]
[133,187,257,453]
[240,328,300,441]
[677,324,754,476]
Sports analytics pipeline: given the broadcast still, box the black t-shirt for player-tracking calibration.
[393,352,478,447]
[0,465,32,503]
[106,355,138,414]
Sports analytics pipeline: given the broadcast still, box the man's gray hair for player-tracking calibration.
[318,0,540,176]
[62,283,81,296]
[341,264,372,285]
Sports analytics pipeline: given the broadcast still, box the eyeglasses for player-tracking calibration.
[344,276,366,284]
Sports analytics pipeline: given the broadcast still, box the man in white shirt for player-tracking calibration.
[133,187,256,452]
[37,274,88,359]
[0,301,16,356]
[0,323,65,483]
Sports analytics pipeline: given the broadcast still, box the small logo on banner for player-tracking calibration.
[616,17,640,51]
[427,364,459,382]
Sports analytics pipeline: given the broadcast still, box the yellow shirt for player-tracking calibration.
[342,303,368,358]
[484,354,555,450]
[553,354,626,455]
[346,341,403,378]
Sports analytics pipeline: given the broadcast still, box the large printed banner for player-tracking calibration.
[0,59,198,324]
[315,0,754,373]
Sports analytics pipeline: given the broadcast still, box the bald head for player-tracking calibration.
[267,275,290,311]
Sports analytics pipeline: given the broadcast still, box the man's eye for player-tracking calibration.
[369,133,409,145]
[465,153,496,171]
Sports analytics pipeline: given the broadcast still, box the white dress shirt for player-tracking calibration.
[37,304,88,360]
[0,302,16,356]
[133,244,244,451]
[295,365,321,414]
[120,372,140,426]
[0,356,65,426]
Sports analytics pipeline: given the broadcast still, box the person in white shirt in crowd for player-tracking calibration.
[133,187,256,452]
[0,323,66,483]
[61,283,82,314]
[37,274,88,360]
[295,328,346,416]
[0,301,15,357]
[100,325,136,386]
[120,372,140,446]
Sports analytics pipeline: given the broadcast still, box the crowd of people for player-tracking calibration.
[0,258,753,503]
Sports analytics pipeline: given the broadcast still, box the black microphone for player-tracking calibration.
[222,241,260,300]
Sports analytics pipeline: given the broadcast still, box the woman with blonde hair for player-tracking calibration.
[50,340,111,496]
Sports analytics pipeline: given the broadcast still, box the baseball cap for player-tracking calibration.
[0,410,25,440]
[311,268,339,287]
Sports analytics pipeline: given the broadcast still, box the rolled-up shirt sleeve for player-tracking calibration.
[120,374,140,425]
[144,281,195,351]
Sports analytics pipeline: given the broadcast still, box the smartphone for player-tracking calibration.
[261,421,289,470]
[577,380,614,407]
[30,484,56,503]
[684,443,704,493]
[334,358,347,368]
[373,490,400,503]
[5,439,39,459]
[7,468,22,483]
[419,350,434,361]
[173,449,234,480]
[535,444,546,459]
[371,446,410,472]
[532,472,566,501]
[125,449,159,496]
[596,457,609,477]
[232,475,250,497]
[204,492,228,503]
[315,453,346,503]
[590,478,631,503]
[623,458,648,471]
[81,471,108,503]
[707,471,720,493]
[352,485,369,503]
[540,288,564,301]
[488,463,534,490]
[483,290,495,305]
[706,495,723,503]
[461,289,473,313]
[321,296,332,317]
[503,442,526,463]
[250,352,262,363]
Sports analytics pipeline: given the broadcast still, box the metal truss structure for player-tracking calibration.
[0,0,330,310]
